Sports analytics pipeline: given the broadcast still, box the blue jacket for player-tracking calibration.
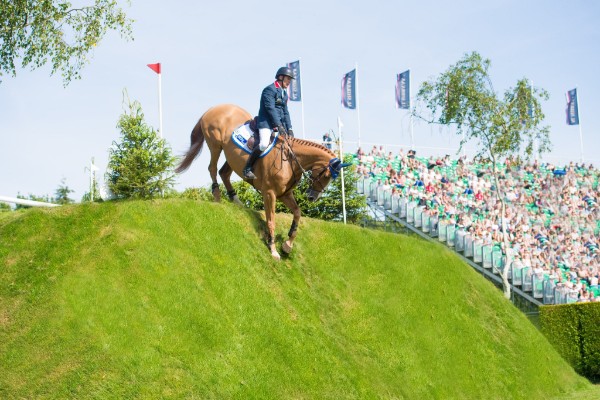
[257,81,292,131]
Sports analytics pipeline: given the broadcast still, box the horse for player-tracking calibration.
[175,104,349,260]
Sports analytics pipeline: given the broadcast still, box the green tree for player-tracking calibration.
[0,0,132,85]
[106,99,176,199]
[413,51,551,299]
[54,178,74,204]
[0,202,11,212]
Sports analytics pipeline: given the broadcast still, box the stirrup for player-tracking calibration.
[243,167,256,180]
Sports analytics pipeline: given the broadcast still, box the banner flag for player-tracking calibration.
[395,70,410,109]
[287,60,301,101]
[341,69,356,109]
[147,63,161,74]
[566,88,579,125]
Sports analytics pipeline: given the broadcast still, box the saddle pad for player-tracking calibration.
[231,123,278,157]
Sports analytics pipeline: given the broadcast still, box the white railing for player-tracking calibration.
[0,195,60,208]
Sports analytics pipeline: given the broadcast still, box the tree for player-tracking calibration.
[0,0,132,85]
[54,177,74,204]
[106,98,176,199]
[413,51,550,299]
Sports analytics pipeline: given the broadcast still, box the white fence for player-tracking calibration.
[0,195,60,208]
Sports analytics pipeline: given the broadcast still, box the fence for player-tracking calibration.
[0,195,60,208]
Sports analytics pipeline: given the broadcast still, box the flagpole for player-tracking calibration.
[90,157,95,201]
[338,116,347,224]
[356,63,362,149]
[577,86,584,162]
[299,58,306,139]
[158,71,163,139]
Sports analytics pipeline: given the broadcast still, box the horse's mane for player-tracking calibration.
[288,137,338,158]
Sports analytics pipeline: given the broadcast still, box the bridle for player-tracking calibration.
[280,135,333,197]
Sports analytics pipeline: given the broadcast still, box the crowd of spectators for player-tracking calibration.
[353,145,600,303]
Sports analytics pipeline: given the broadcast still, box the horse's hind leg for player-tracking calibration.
[219,162,242,205]
[208,146,222,202]
[279,192,301,255]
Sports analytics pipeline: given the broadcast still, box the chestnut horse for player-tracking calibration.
[175,104,349,260]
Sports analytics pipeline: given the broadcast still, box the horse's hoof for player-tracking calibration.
[271,250,281,261]
[282,241,293,254]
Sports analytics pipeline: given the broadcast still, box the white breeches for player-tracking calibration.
[258,128,272,151]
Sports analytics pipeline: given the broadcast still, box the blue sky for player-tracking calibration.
[1,0,599,200]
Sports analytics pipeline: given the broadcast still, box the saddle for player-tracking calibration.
[231,117,279,157]
[246,117,260,150]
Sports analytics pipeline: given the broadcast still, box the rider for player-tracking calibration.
[243,66,295,179]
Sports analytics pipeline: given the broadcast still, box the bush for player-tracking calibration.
[540,302,600,381]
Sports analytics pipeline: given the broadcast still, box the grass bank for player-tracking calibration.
[0,199,595,399]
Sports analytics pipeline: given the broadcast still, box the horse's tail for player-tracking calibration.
[175,119,205,173]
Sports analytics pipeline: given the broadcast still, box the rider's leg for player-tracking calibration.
[243,128,271,180]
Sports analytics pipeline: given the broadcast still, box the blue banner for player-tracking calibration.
[566,88,579,125]
[287,60,301,101]
[341,69,356,109]
[395,70,410,109]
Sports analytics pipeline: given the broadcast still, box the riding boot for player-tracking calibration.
[243,147,262,180]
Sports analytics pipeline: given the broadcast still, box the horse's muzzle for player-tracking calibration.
[306,189,322,202]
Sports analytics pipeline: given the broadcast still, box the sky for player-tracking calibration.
[1,0,599,201]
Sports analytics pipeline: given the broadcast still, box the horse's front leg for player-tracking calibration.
[263,191,280,260]
[279,192,301,255]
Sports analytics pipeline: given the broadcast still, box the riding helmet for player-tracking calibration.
[275,67,295,80]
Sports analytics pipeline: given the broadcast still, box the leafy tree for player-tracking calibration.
[413,51,551,299]
[54,178,74,204]
[106,98,176,199]
[0,0,132,85]
[0,202,11,212]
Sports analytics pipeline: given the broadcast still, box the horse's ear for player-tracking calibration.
[340,162,351,168]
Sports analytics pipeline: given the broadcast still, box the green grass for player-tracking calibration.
[0,199,597,399]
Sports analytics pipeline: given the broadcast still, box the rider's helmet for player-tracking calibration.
[275,67,295,80]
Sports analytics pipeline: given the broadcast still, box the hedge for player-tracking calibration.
[540,302,600,381]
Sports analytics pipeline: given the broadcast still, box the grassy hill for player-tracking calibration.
[0,199,597,399]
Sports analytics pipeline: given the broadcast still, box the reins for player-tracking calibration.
[280,135,330,192]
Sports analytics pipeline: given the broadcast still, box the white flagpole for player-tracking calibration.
[577,86,584,163]
[158,71,163,139]
[355,63,362,149]
[338,116,347,224]
[299,58,306,139]
[90,157,95,201]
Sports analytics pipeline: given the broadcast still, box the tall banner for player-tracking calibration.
[341,69,356,109]
[395,70,410,109]
[287,60,301,101]
[566,88,579,125]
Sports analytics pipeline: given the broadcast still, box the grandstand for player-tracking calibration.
[352,146,599,306]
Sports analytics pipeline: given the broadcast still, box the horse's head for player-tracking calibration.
[306,158,351,202]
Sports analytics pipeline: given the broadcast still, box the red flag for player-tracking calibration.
[147,63,161,74]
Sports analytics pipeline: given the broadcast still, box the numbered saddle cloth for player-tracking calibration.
[231,123,279,158]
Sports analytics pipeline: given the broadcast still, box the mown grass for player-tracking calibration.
[0,199,596,399]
